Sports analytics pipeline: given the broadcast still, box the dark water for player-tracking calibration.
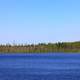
[0,53,80,80]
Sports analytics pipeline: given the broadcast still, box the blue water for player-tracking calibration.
[0,53,80,80]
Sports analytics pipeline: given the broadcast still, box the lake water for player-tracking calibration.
[0,53,80,80]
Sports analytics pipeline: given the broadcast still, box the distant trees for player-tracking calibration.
[0,41,80,53]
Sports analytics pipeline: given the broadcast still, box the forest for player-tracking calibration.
[0,41,80,53]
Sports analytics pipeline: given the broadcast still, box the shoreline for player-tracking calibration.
[0,41,80,53]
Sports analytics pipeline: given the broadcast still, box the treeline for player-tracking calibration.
[0,41,80,53]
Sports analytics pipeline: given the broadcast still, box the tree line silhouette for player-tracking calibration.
[0,41,80,53]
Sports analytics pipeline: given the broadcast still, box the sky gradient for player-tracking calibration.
[0,0,80,44]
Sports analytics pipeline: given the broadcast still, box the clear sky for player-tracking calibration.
[0,0,80,44]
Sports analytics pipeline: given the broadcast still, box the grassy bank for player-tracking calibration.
[0,41,80,53]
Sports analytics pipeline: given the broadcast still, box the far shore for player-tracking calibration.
[0,41,80,53]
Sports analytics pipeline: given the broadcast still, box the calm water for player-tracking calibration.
[0,53,80,80]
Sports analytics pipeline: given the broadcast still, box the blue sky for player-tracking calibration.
[0,0,80,44]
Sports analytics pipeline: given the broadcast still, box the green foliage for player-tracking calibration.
[0,41,80,53]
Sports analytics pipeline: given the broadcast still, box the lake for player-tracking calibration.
[0,53,80,80]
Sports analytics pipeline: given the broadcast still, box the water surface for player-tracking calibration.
[0,53,80,80]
